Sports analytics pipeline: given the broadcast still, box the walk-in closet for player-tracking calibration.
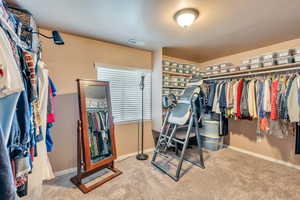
[1,0,300,199]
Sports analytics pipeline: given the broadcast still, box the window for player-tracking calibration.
[97,66,152,124]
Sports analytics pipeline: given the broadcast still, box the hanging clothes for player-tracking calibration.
[219,82,227,114]
[284,75,296,120]
[270,79,279,120]
[220,114,228,136]
[46,77,56,152]
[207,81,216,111]
[0,29,26,200]
[23,62,55,199]
[287,75,300,123]
[240,80,250,119]
[0,9,24,199]
[204,72,300,142]
[248,79,257,119]
[226,80,236,117]
[37,61,54,180]
[0,2,57,199]
[263,79,272,113]
[257,80,265,118]
[0,17,23,100]
[277,77,287,120]
[236,79,244,119]
[0,129,19,200]
[232,80,239,115]
[0,93,20,145]
[87,110,111,159]
[212,82,222,113]
[296,124,300,154]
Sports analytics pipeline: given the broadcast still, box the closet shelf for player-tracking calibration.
[163,86,187,89]
[203,63,300,79]
[163,71,193,77]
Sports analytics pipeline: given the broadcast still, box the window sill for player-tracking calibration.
[114,119,152,126]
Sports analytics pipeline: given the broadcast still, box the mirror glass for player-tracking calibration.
[84,85,112,163]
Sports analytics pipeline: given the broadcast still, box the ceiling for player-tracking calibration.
[8,0,300,63]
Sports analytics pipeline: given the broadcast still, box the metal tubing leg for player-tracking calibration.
[175,117,193,179]
[193,113,205,169]
[165,125,177,149]
[159,123,172,145]
[159,124,176,152]
[175,141,179,156]
[151,160,179,182]
[165,123,171,137]
[152,112,171,162]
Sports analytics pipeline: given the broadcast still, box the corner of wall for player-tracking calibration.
[152,49,163,131]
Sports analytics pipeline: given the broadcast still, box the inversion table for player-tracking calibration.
[151,79,205,181]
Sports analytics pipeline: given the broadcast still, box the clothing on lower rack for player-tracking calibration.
[87,110,112,159]
[296,124,300,154]
[236,79,244,119]
[220,114,228,136]
[287,76,300,122]
[204,73,300,140]
[207,81,216,110]
[240,80,250,118]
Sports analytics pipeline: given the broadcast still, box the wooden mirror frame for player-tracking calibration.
[71,79,122,193]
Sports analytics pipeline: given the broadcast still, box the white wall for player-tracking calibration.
[151,49,163,131]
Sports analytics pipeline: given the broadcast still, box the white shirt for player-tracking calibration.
[263,79,271,113]
[287,76,300,122]
[0,27,24,98]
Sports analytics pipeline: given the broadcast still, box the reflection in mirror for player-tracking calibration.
[85,86,112,163]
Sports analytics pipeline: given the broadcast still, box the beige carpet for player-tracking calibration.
[42,148,300,200]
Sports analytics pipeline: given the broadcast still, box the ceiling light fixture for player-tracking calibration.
[174,8,199,28]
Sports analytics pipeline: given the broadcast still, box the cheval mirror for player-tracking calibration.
[71,79,122,193]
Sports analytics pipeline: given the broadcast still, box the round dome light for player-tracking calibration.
[174,8,199,27]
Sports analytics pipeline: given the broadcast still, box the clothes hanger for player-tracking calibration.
[271,73,276,80]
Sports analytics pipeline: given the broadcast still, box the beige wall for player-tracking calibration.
[199,38,300,66]
[40,29,154,172]
[163,55,204,70]
[199,38,300,165]
[41,30,152,95]
[152,49,163,131]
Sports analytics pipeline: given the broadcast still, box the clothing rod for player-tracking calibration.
[203,66,300,81]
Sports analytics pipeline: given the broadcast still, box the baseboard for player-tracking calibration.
[54,167,77,177]
[54,148,154,177]
[227,145,300,170]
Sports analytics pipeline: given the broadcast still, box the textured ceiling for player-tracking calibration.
[8,0,300,62]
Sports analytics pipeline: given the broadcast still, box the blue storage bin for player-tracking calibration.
[200,135,222,151]
[199,119,223,151]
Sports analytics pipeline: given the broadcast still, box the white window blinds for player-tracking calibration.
[97,66,152,124]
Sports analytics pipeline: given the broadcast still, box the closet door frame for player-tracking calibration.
[77,79,117,171]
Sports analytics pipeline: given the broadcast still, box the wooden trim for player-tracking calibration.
[77,79,118,170]
[70,162,122,194]
[72,79,122,193]
[77,80,90,170]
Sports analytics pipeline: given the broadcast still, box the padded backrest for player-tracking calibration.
[168,86,200,125]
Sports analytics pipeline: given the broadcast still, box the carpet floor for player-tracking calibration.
[42,148,300,200]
